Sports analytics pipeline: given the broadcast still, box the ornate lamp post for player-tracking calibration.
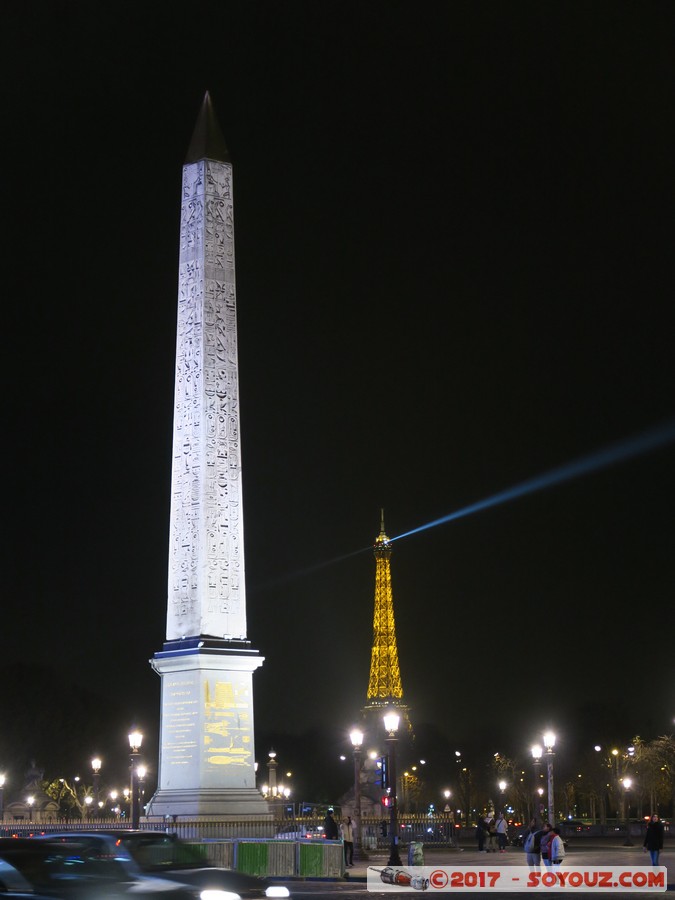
[260,751,291,815]
[350,728,367,860]
[91,758,101,812]
[84,795,93,819]
[383,709,402,866]
[128,730,143,829]
[542,732,556,825]
[498,778,507,821]
[267,750,278,796]
[0,774,5,822]
[443,790,454,847]
[623,778,634,846]
[531,744,543,823]
[611,747,621,816]
[138,766,147,819]
[26,796,35,822]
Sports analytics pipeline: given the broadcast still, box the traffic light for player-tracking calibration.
[380,820,388,837]
[381,795,391,807]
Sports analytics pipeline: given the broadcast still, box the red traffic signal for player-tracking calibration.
[381,795,391,807]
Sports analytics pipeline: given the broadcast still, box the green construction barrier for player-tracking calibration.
[194,839,341,879]
[237,841,270,876]
[298,842,324,877]
[298,841,344,878]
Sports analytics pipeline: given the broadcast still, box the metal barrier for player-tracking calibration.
[5,816,658,850]
[170,838,345,878]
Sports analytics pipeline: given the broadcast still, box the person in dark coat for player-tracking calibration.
[323,808,339,840]
[643,814,664,866]
[476,816,487,852]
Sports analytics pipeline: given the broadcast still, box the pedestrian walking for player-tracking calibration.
[539,822,554,868]
[323,808,339,840]
[341,815,354,866]
[550,826,566,870]
[486,817,498,852]
[476,817,487,852]
[495,812,509,852]
[643,814,664,866]
[523,818,543,869]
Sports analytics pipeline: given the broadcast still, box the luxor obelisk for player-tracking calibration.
[146,93,269,818]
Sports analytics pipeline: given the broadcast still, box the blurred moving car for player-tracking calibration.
[0,827,47,838]
[0,850,66,900]
[11,832,290,900]
[557,820,590,832]
[272,825,324,840]
[0,838,195,900]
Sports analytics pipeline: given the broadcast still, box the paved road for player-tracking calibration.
[280,841,673,898]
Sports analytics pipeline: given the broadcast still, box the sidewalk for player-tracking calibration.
[343,842,673,887]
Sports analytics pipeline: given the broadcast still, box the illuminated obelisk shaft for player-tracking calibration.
[147,93,268,818]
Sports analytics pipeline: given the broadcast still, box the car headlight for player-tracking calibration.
[265,888,290,898]
[200,891,241,900]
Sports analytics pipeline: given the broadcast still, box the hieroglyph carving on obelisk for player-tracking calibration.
[167,157,246,642]
[148,95,266,817]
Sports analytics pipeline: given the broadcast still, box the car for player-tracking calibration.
[0,837,195,900]
[0,827,47,838]
[0,850,63,900]
[272,825,324,840]
[557,820,590,833]
[27,832,291,900]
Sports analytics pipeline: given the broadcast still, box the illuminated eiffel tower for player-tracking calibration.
[363,511,411,732]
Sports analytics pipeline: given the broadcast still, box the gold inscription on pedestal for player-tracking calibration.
[203,676,252,767]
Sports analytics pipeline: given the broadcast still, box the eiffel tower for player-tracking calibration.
[362,511,412,734]
[338,513,413,818]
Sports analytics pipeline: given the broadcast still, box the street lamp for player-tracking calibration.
[383,709,402,866]
[350,728,367,861]
[27,796,35,821]
[610,746,623,810]
[129,730,143,829]
[531,744,543,824]
[443,791,454,847]
[267,750,278,796]
[498,780,507,804]
[91,758,102,812]
[0,774,5,822]
[84,795,93,819]
[137,766,147,818]
[623,778,634,846]
[543,731,556,825]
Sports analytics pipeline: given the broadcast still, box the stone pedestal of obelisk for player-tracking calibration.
[146,93,269,819]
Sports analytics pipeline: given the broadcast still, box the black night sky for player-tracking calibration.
[2,1,674,800]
